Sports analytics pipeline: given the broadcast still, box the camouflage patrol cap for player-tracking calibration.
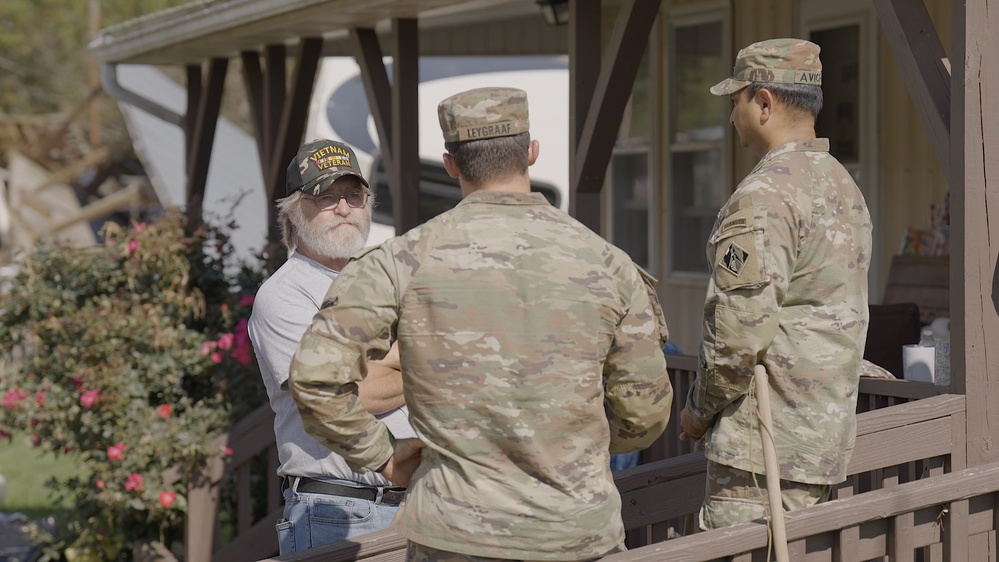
[437,87,530,143]
[286,139,369,197]
[710,38,822,96]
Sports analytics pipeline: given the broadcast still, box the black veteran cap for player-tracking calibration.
[286,139,369,196]
[437,87,530,142]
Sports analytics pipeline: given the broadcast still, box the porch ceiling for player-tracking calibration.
[90,0,549,65]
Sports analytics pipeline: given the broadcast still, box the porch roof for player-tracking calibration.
[89,0,564,65]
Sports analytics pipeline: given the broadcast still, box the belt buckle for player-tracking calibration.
[380,487,407,505]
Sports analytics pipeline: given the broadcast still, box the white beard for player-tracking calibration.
[294,209,372,260]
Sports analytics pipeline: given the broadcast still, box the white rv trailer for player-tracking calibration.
[305,56,569,245]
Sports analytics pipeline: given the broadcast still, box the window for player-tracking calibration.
[811,24,861,182]
[368,157,561,227]
[608,49,655,272]
[668,15,729,275]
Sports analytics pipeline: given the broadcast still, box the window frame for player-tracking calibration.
[665,4,732,282]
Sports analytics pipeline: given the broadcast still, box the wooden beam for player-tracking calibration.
[350,28,394,174]
[950,0,999,468]
[263,43,286,164]
[255,37,322,235]
[184,65,200,160]
[572,0,662,200]
[568,0,602,231]
[872,0,951,180]
[30,183,140,242]
[34,147,110,195]
[240,50,266,168]
[185,58,228,231]
[271,37,323,192]
[390,18,420,234]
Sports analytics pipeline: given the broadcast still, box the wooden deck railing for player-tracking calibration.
[256,393,967,561]
[184,357,952,562]
[608,460,999,561]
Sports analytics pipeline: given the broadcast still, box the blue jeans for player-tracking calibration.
[277,478,401,554]
[609,451,640,471]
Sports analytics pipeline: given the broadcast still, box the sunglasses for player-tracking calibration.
[302,191,369,209]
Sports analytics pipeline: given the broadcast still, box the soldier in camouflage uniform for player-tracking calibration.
[678,38,873,529]
[290,86,673,560]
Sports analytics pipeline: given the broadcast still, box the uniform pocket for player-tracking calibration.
[709,205,769,292]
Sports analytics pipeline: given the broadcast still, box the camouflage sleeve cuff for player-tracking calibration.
[685,380,721,433]
[290,330,397,472]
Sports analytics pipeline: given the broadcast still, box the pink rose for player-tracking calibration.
[96,479,105,490]
[127,239,139,252]
[80,389,100,409]
[35,391,46,406]
[159,490,177,509]
[133,222,147,234]
[221,446,233,456]
[216,333,235,350]
[210,352,223,364]
[157,404,172,419]
[125,473,143,491]
[3,389,28,409]
[200,341,215,356]
[107,442,125,461]
[238,294,255,307]
[232,346,253,365]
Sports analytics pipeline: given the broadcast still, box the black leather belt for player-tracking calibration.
[286,477,407,506]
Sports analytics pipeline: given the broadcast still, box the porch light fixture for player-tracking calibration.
[536,0,569,26]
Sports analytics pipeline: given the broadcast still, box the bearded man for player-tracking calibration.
[248,139,415,554]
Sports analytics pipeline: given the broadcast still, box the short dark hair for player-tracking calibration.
[444,132,530,185]
[745,82,823,119]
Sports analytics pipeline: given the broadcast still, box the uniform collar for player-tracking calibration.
[753,138,829,173]
[456,190,551,207]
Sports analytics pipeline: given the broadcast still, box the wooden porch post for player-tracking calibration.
[390,18,420,234]
[240,38,323,240]
[184,58,228,233]
[872,0,952,180]
[351,22,421,235]
[569,0,601,231]
[950,0,999,468]
[568,0,662,233]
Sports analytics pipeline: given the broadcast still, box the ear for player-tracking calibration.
[755,88,776,124]
[528,139,540,166]
[442,152,460,178]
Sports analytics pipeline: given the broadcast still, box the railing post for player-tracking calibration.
[185,456,226,562]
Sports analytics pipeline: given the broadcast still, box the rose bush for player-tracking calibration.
[0,211,272,560]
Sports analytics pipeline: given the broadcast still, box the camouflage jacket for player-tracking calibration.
[289,190,672,559]
[685,138,872,484]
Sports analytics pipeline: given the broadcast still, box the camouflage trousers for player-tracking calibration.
[406,541,625,562]
[698,460,831,530]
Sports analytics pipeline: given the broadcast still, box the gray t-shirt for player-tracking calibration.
[248,251,414,484]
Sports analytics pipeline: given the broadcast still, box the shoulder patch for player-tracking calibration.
[720,241,750,276]
[710,204,769,292]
